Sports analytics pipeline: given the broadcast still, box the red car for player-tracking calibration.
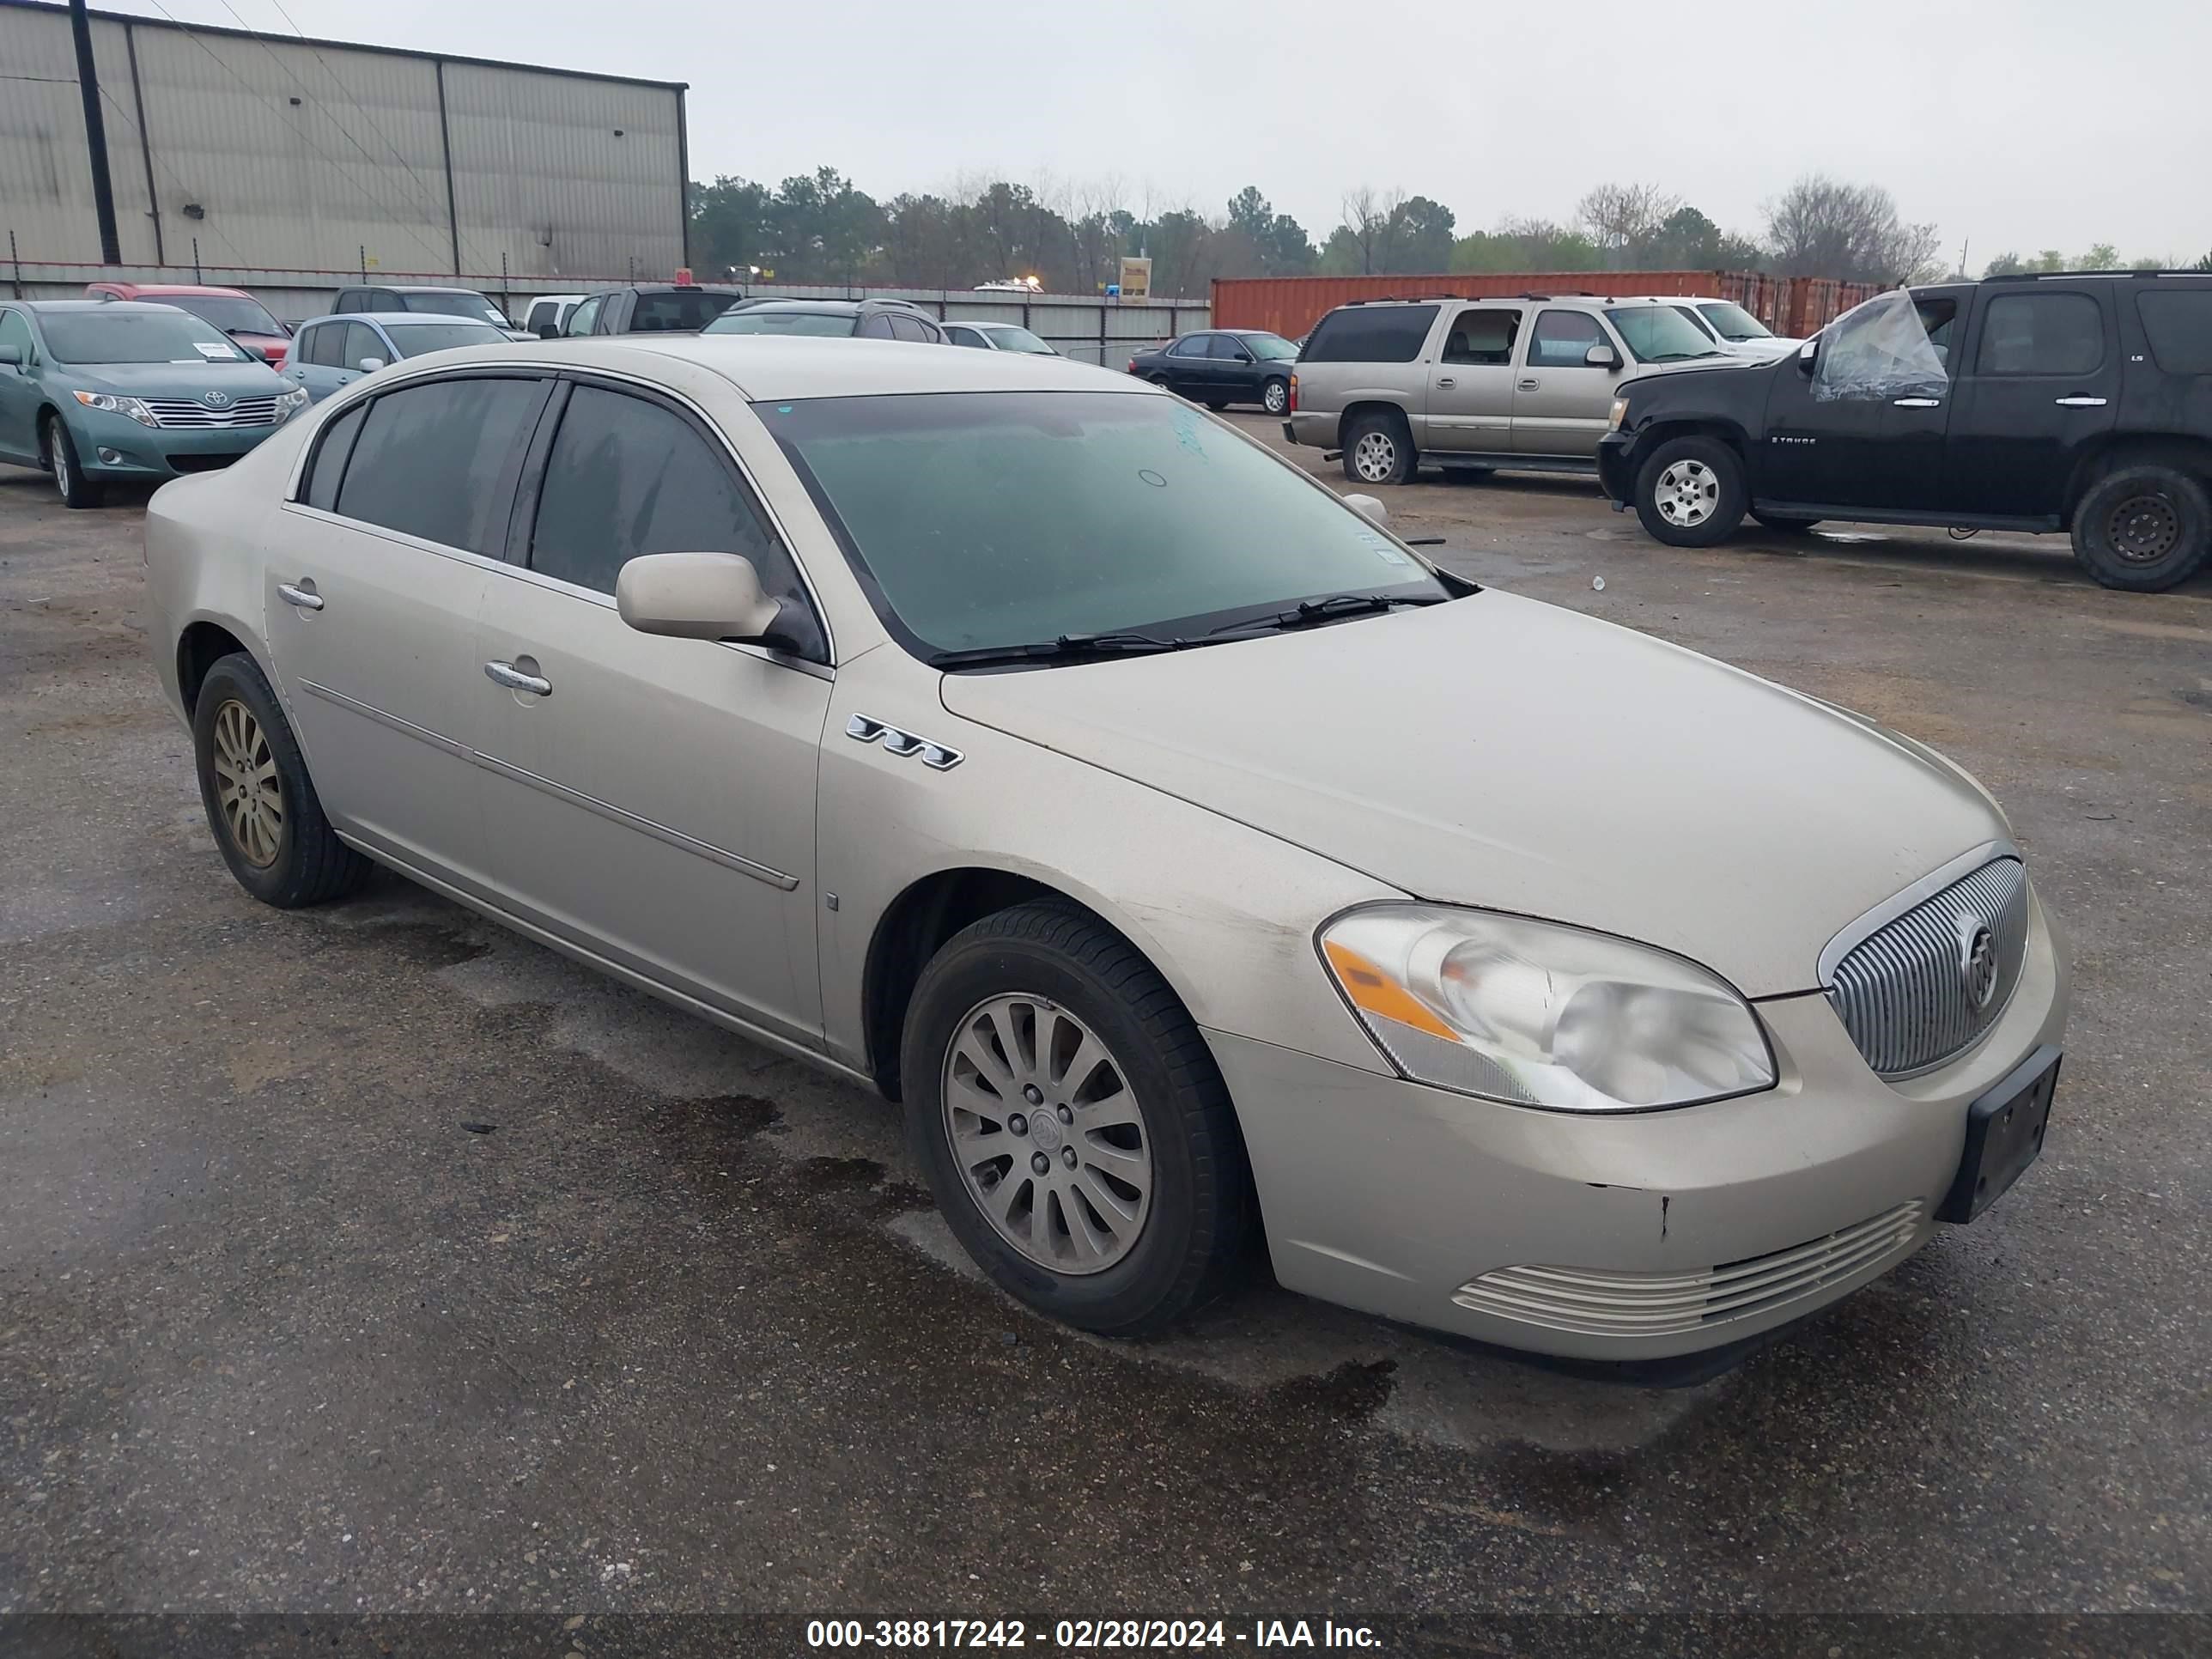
[82,282,293,368]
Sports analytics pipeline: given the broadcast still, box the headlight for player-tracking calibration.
[1318,905,1774,1111]
[1607,397,1629,431]
[74,389,158,427]
[275,385,311,421]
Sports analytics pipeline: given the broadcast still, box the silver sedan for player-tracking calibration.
[142,337,2069,1364]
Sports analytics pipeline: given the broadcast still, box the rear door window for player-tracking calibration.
[1169,335,1211,357]
[333,377,548,555]
[2133,289,2212,374]
[301,323,343,368]
[1441,308,1520,365]
[1298,306,1439,364]
[1527,309,1607,368]
[888,313,936,343]
[1976,292,2104,376]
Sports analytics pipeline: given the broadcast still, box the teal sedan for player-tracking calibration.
[0,300,308,507]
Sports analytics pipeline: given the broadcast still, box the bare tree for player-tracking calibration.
[1576,181,1681,267]
[1340,185,1407,275]
[1764,174,1943,284]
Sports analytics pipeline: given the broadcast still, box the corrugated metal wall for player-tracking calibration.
[1212,271,1885,342]
[0,0,684,283]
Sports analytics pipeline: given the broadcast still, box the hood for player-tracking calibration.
[938,592,2003,996]
[71,358,290,398]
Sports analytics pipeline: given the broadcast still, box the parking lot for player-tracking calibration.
[3,421,2208,1632]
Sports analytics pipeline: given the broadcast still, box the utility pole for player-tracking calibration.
[69,0,124,265]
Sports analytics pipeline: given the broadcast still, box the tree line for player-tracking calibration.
[689,167,2200,296]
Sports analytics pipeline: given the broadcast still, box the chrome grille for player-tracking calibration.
[1828,857,2027,1078]
[143,396,279,429]
[1452,1202,1924,1338]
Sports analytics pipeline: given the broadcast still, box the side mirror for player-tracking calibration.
[0,344,21,368]
[537,322,561,340]
[357,356,386,372]
[1343,492,1388,524]
[617,551,788,646]
[1585,343,1621,370]
[1796,337,1819,376]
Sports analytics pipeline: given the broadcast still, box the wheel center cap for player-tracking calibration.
[1028,1111,1063,1152]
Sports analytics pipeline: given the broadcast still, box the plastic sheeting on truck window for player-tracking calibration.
[1812,288,1948,402]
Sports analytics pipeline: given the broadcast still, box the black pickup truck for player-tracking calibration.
[1596,271,2212,592]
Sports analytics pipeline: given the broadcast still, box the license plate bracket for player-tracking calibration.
[1937,1044,2061,1224]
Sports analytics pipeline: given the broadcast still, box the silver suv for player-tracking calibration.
[1285,295,1743,485]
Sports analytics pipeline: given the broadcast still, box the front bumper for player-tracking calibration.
[1595,430,1637,505]
[1207,887,2068,1363]
[71,409,283,482]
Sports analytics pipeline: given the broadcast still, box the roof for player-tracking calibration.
[14,299,189,313]
[342,283,489,295]
[92,283,252,298]
[300,312,508,327]
[0,0,687,91]
[408,334,1146,403]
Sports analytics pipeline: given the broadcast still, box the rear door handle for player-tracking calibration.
[278,581,322,611]
[1893,397,1942,408]
[1517,378,1540,391]
[1435,376,1455,388]
[484,659,551,697]
[2054,395,2107,407]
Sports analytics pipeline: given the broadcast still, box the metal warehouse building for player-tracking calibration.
[0,0,687,303]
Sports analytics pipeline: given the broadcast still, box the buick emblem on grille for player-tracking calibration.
[1958,917,1999,1011]
[201,391,232,409]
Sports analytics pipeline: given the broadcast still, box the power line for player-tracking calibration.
[131,0,458,271]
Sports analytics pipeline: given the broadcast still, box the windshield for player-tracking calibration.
[42,312,248,365]
[400,291,508,325]
[1243,333,1298,361]
[760,391,1447,658]
[166,295,286,337]
[983,325,1055,354]
[1696,301,1772,342]
[1606,306,1729,364]
[707,310,858,337]
[392,322,507,356]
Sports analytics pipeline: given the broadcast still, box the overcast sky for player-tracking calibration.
[107,0,2212,265]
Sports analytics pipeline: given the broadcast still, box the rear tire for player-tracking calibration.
[1342,409,1415,486]
[44,416,105,509]
[1203,398,1229,412]
[192,652,372,908]
[901,902,1253,1337]
[2070,465,2211,592]
[1633,435,1747,546]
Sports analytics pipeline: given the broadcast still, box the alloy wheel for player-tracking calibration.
[1353,431,1397,483]
[941,994,1152,1275]
[210,698,283,867]
[2107,493,2180,565]
[1264,380,1288,415]
[51,431,70,501]
[1655,458,1719,527]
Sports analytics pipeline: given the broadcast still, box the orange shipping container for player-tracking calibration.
[1212,270,1881,343]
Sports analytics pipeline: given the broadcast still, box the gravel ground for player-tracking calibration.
[2,425,2207,1648]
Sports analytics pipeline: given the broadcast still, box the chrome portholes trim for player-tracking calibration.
[847,713,963,770]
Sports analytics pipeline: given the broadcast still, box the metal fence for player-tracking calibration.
[1,253,1210,353]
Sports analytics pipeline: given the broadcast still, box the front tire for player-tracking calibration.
[901,902,1252,1337]
[2070,465,2211,592]
[1342,409,1415,486]
[1261,378,1290,416]
[191,653,372,908]
[44,416,105,509]
[1633,434,1747,546]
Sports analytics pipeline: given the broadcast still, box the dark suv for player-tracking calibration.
[558,283,744,337]
[702,298,946,343]
[1597,272,2212,592]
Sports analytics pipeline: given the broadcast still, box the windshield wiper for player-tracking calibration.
[1207,592,1446,638]
[928,631,1194,669]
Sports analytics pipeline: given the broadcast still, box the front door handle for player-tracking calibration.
[278,581,322,611]
[1517,378,1540,391]
[2054,395,2108,407]
[484,659,551,697]
[1436,376,1456,388]
[1893,397,1942,408]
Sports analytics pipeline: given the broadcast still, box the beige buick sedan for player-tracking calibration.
[143,337,2069,1367]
